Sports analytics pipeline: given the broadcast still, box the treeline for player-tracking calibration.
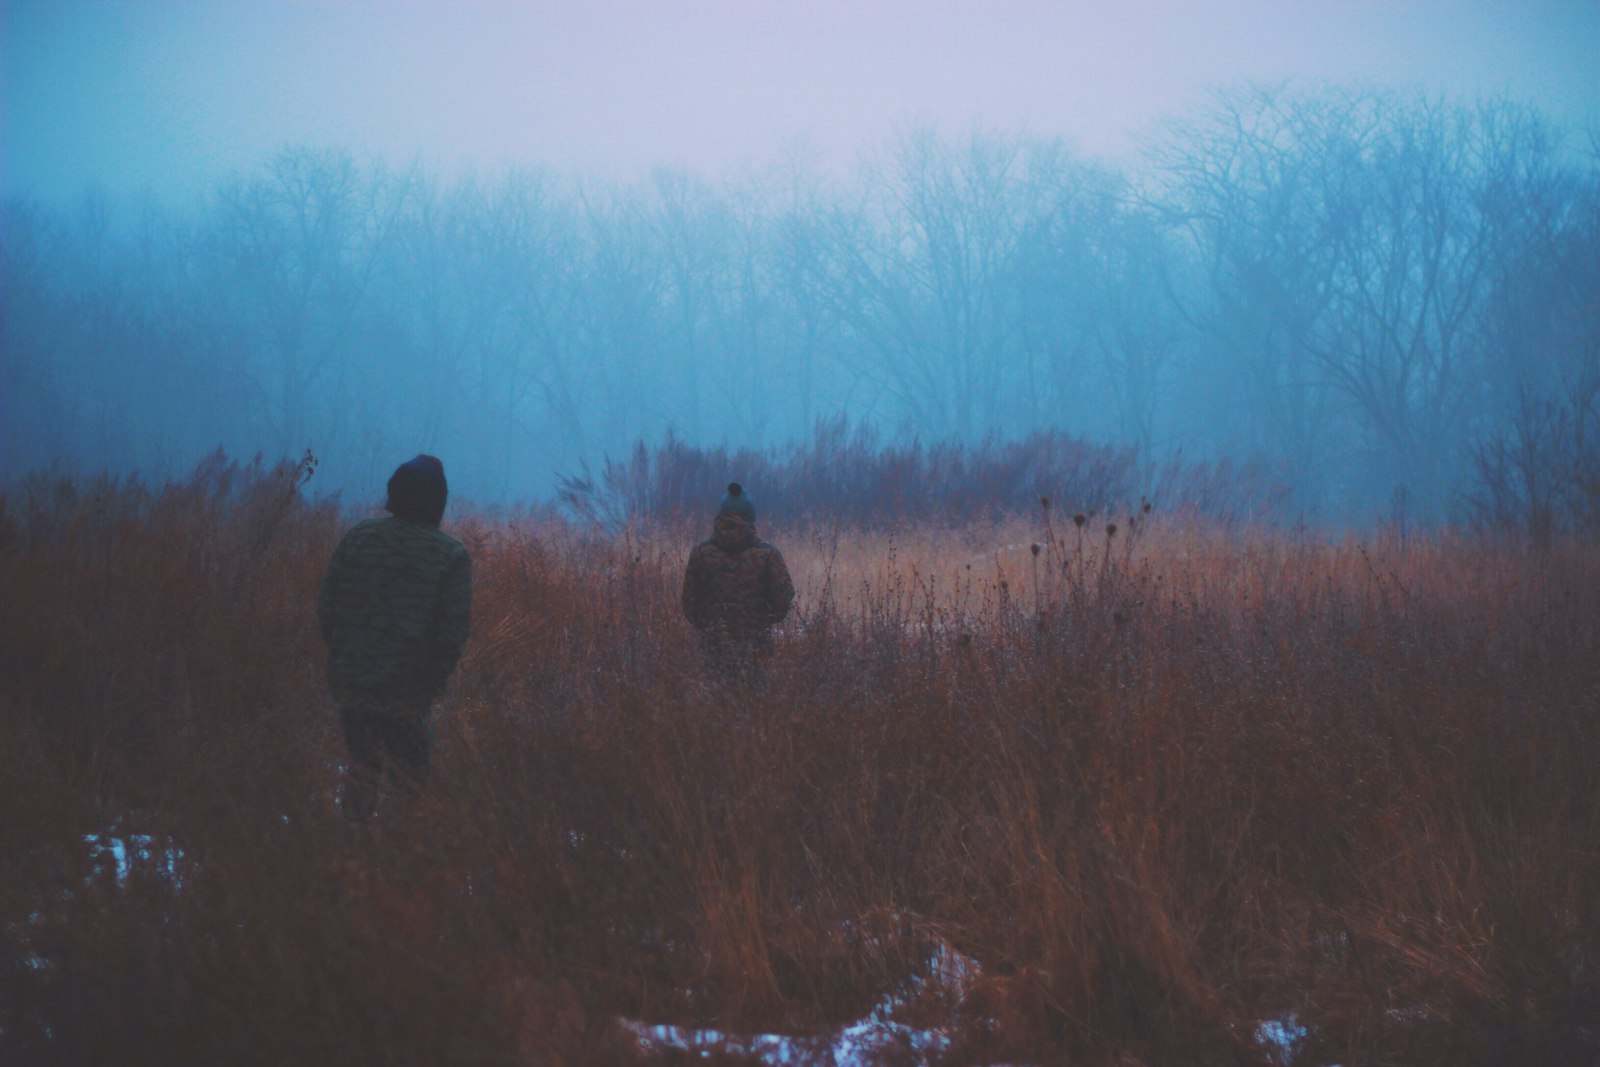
[557,417,1290,529]
[3,85,1597,530]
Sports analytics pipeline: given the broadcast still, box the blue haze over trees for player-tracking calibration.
[2,86,1596,531]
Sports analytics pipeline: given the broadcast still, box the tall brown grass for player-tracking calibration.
[2,457,1596,1065]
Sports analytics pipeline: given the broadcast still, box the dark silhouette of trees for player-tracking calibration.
[1468,141,1600,539]
[216,147,410,461]
[1154,87,1584,521]
[4,93,1595,533]
[816,127,1071,439]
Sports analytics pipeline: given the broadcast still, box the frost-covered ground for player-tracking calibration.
[618,934,970,1065]
[619,933,1311,1066]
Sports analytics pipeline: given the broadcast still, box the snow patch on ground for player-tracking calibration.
[1256,1014,1309,1064]
[84,829,185,889]
[621,930,1321,1067]
[619,935,977,1065]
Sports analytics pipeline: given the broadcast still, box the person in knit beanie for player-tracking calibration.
[318,454,471,819]
[681,482,794,679]
[385,453,448,525]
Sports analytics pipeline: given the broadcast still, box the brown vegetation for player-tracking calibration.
[556,417,1292,530]
[2,456,1597,1065]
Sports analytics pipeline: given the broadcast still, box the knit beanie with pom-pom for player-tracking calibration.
[717,482,756,523]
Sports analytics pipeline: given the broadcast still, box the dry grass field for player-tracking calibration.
[2,456,1596,1065]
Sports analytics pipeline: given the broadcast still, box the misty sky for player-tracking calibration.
[4,0,1597,204]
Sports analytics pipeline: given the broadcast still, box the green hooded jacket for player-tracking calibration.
[317,515,471,708]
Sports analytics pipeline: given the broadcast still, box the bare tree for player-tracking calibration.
[1469,144,1600,538]
[1304,95,1541,517]
[216,148,411,459]
[819,126,1070,439]
[0,199,76,470]
[374,169,565,496]
[1153,87,1573,519]
[1152,88,1351,510]
[1015,168,1190,456]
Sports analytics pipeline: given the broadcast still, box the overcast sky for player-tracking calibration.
[3,0,1598,204]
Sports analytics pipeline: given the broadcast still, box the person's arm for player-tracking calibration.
[316,534,348,645]
[682,547,709,630]
[764,548,795,626]
[429,550,473,695]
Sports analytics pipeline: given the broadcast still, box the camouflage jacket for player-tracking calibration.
[317,515,472,708]
[681,513,795,646]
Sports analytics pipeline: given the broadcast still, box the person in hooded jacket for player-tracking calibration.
[318,454,471,819]
[681,482,795,676]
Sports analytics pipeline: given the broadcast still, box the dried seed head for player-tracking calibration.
[1040,496,1050,510]
[1073,513,1086,527]
[1030,542,1041,556]
[1106,523,1118,538]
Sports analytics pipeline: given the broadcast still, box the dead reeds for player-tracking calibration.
[2,458,1596,1065]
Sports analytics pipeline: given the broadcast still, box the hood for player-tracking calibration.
[712,511,758,553]
[386,454,448,525]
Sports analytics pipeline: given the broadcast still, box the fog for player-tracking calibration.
[3,1,1598,525]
